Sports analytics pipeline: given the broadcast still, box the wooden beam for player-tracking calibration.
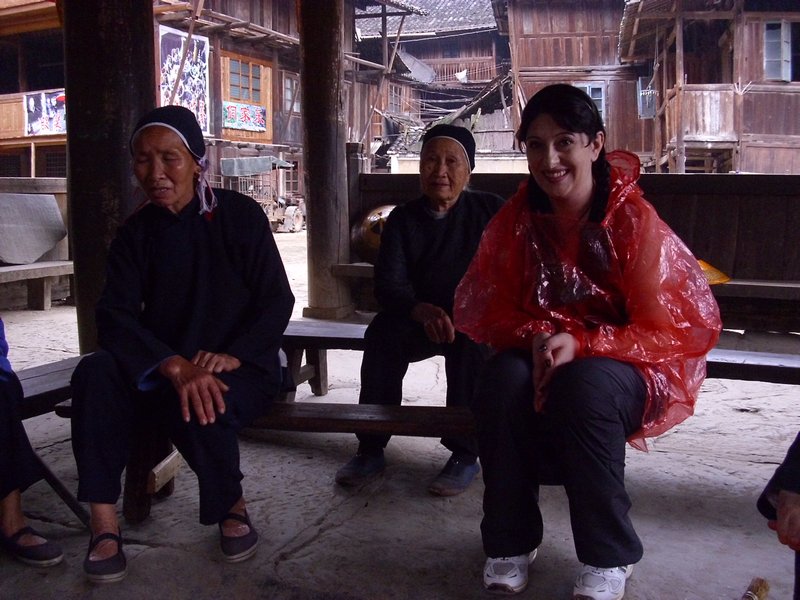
[298,0,354,319]
[63,0,155,352]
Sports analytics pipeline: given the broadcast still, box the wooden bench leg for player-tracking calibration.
[26,278,52,310]
[307,349,329,396]
[123,422,173,524]
[280,346,304,402]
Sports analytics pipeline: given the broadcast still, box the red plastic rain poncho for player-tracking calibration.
[454,150,722,449]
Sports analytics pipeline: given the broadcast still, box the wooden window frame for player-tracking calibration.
[283,72,301,115]
[573,83,605,121]
[228,57,263,104]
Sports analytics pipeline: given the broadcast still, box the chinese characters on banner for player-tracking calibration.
[24,90,66,136]
[159,25,210,133]
[222,101,268,132]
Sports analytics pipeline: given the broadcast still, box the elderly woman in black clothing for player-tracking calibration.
[335,124,505,496]
[0,316,63,567]
[70,105,294,582]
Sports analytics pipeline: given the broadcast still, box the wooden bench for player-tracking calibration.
[19,356,179,525]
[0,260,74,310]
[341,170,800,389]
[253,319,477,436]
[17,356,89,526]
[27,312,800,525]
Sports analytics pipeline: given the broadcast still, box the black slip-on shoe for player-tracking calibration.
[84,531,127,583]
[219,512,259,563]
[0,526,64,567]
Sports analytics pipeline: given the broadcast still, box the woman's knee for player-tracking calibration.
[72,350,119,386]
[546,358,641,421]
[475,349,533,412]
[71,350,128,410]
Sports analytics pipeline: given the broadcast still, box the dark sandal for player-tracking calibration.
[218,512,258,563]
[83,530,127,583]
[0,526,63,567]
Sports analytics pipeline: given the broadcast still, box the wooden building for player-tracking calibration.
[618,0,800,173]
[0,0,65,177]
[354,0,514,169]
[490,0,653,163]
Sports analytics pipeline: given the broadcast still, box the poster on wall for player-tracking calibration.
[222,100,267,132]
[159,25,210,133]
[23,90,67,136]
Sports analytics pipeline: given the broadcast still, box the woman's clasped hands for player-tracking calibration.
[159,351,242,425]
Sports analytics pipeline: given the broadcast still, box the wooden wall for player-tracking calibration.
[354,171,800,283]
[508,0,650,155]
[511,0,623,68]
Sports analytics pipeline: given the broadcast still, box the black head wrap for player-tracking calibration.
[129,105,216,215]
[422,124,476,170]
[129,105,206,159]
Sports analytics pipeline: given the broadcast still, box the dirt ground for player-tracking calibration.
[1,229,798,599]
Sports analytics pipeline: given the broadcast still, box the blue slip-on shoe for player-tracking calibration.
[335,452,386,486]
[0,526,63,567]
[428,455,480,496]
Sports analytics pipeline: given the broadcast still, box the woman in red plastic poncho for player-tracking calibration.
[453,84,722,599]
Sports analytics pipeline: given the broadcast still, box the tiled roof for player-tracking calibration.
[357,0,497,38]
[361,0,428,15]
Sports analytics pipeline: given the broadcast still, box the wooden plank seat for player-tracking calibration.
[0,260,74,310]
[706,349,800,386]
[36,318,800,526]
[253,403,475,437]
[17,356,89,526]
[17,356,177,525]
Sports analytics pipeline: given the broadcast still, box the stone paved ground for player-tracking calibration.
[1,230,797,599]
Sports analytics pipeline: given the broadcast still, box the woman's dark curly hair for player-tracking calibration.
[516,84,611,222]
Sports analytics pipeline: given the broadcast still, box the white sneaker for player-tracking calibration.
[572,563,633,600]
[483,549,537,595]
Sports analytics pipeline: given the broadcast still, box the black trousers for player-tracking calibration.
[70,350,275,525]
[0,373,42,501]
[475,349,646,568]
[356,312,490,460]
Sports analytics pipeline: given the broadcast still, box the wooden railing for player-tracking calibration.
[423,57,498,83]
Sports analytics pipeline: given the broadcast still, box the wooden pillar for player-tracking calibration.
[63,0,155,351]
[298,0,353,319]
[674,2,686,174]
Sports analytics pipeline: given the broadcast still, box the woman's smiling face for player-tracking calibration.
[524,113,604,209]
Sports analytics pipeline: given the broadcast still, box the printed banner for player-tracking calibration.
[159,25,210,133]
[223,100,268,132]
[24,90,67,136]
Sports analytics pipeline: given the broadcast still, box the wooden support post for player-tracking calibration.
[674,1,686,174]
[298,0,354,320]
[306,349,329,396]
[63,0,156,352]
[26,278,51,310]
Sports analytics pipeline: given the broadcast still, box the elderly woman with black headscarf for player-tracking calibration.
[70,105,294,582]
[335,124,505,497]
